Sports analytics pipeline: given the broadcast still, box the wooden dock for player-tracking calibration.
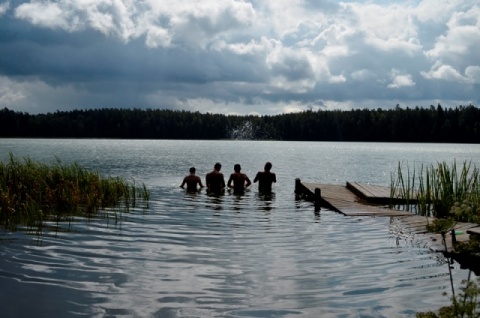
[299,181,411,217]
[295,179,480,253]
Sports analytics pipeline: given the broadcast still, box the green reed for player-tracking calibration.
[390,161,416,211]
[0,153,150,231]
[391,160,480,222]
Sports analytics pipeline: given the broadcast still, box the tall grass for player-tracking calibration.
[390,162,416,212]
[391,160,480,222]
[0,154,150,231]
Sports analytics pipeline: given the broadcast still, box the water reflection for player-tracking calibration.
[205,193,225,211]
[256,192,276,212]
[2,140,479,317]
[231,193,245,211]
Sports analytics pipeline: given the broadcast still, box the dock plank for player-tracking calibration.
[346,181,418,204]
[467,227,480,236]
[350,182,391,198]
[302,182,411,217]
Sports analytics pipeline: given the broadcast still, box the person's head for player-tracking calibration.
[214,162,222,171]
[264,162,272,172]
[189,167,196,174]
[234,164,241,173]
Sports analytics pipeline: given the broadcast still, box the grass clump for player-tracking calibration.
[0,153,150,230]
[391,160,480,222]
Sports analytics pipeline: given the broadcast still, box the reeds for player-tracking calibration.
[391,160,480,223]
[0,153,150,231]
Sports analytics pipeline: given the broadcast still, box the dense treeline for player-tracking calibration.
[1,104,479,143]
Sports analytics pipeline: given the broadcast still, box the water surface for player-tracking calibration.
[1,139,480,317]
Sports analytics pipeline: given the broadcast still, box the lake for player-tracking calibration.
[1,139,480,317]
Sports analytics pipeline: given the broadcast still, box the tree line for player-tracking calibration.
[0,104,479,143]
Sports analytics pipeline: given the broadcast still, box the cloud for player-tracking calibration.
[422,63,480,84]
[344,2,422,56]
[0,0,478,115]
[388,69,415,88]
[425,5,480,61]
[465,65,480,83]
[0,2,9,16]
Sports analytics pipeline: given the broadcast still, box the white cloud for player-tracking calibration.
[145,26,171,48]
[351,69,376,82]
[416,0,475,24]
[421,62,480,84]
[343,2,422,56]
[0,1,9,16]
[0,76,27,105]
[465,65,480,83]
[15,2,74,31]
[424,6,480,65]
[388,69,415,88]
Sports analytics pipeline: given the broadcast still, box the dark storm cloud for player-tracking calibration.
[0,0,478,115]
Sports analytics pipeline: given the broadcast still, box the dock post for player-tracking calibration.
[295,178,301,195]
[314,188,321,212]
[451,228,457,245]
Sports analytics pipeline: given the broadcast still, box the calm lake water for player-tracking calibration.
[1,139,480,318]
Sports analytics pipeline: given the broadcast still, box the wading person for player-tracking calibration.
[253,162,276,193]
[205,162,226,194]
[227,164,251,194]
[180,167,204,192]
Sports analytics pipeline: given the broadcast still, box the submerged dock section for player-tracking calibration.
[295,178,480,253]
[296,179,411,217]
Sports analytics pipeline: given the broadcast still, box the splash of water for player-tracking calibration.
[230,121,256,140]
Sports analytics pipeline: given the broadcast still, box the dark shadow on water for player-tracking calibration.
[232,194,244,212]
[205,192,225,211]
[256,192,276,212]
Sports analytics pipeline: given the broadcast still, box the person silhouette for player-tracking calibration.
[253,162,276,193]
[205,162,226,194]
[180,167,204,192]
[227,164,251,194]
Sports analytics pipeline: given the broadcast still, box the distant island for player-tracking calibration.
[1,104,479,143]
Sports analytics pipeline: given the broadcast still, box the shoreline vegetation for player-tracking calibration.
[391,160,480,222]
[0,154,150,232]
[1,104,479,143]
[391,161,480,317]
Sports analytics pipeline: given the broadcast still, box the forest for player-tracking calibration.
[0,104,479,143]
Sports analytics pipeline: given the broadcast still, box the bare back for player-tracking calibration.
[206,171,226,193]
[254,171,276,193]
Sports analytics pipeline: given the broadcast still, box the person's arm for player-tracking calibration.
[227,174,233,188]
[272,173,277,183]
[180,177,186,189]
[205,174,210,189]
[199,179,205,188]
[245,175,252,188]
[253,172,260,183]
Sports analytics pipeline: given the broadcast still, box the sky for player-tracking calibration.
[0,0,479,115]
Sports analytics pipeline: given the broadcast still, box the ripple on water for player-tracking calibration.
[0,185,474,317]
